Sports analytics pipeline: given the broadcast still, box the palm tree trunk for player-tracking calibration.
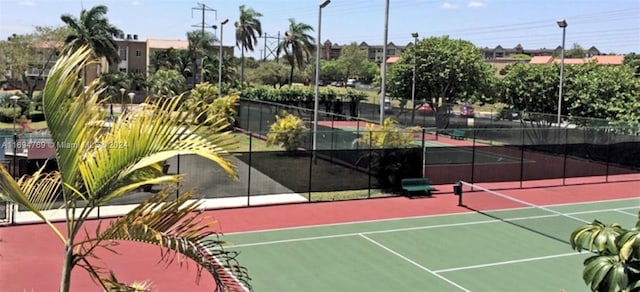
[240,49,245,85]
[289,65,294,86]
[60,242,74,292]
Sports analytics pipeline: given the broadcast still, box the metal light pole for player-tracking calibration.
[10,95,20,178]
[117,88,124,119]
[410,32,419,124]
[314,0,331,153]
[379,0,390,124]
[128,92,135,113]
[218,19,229,96]
[556,19,567,127]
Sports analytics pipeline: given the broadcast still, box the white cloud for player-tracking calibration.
[467,1,487,8]
[440,2,459,9]
[18,0,35,6]
[131,1,141,6]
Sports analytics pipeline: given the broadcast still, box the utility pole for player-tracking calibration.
[191,2,217,86]
[262,32,281,62]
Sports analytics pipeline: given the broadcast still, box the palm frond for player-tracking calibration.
[86,189,251,291]
[42,45,105,198]
[78,94,238,205]
[0,164,65,241]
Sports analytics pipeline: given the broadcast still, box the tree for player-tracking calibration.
[387,36,495,118]
[248,61,289,87]
[148,69,187,98]
[235,5,263,86]
[563,62,640,125]
[60,5,122,65]
[337,42,367,80]
[570,212,640,291]
[187,29,217,87]
[624,53,640,76]
[566,43,587,58]
[500,62,640,126]
[499,63,559,114]
[279,18,315,86]
[0,46,250,291]
[0,26,70,100]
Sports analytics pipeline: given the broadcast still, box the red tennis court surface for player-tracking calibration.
[0,176,638,291]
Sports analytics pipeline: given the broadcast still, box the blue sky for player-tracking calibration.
[1,0,639,58]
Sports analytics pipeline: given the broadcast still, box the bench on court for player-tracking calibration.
[449,129,466,140]
[401,178,436,197]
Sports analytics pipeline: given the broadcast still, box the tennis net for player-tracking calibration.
[455,181,590,245]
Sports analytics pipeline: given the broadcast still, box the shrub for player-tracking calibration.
[266,111,307,152]
[357,117,419,149]
[0,106,22,123]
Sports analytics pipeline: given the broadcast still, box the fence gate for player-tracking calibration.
[0,202,13,225]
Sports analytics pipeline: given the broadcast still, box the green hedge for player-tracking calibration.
[0,107,23,123]
[240,86,367,107]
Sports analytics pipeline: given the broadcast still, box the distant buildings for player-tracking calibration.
[321,40,412,63]
[109,34,234,75]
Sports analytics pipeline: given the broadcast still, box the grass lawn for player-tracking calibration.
[0,121,48,131]
[233,132,282,152]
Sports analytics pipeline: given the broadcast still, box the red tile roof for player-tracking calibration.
[386,56,400,64]
[530,55,624,65]
[146,39,189,50]
[591,55,625,65]
[529,56,553,64]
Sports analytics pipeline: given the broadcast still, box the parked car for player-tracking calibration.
[383,99,393,113]
[346,79,357,88]
[460,102,475,117]
[417,103,433,115]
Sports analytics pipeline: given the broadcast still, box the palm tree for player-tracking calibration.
[278,18,315,86]
[60,5,122,65]
[187,30,217,87]
[0,46,251,291]
[235,5,262,85]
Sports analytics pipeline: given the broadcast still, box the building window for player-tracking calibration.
[120,48,127,61]
[136,50,142,57]
[119,68,127,73]
[388,49,395,55]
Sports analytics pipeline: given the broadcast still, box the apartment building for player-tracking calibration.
[110,34,235,75]
[481,44,601,60]
[321,40,410,63]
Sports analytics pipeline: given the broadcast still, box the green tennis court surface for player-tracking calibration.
[223,197,639,291]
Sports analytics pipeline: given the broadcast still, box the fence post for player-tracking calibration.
[367,131,372,199]
[519,127,525,188]
[308,145,313,202]
[562,127,568,186]
[247,133,252,206]
[421,128,426,178]
[470,128,476,185]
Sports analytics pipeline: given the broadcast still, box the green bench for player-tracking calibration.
[449,129,466,140]
[401,178,436,197]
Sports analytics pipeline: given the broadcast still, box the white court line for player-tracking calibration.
[232,220,497,248]
[226,197,640,236]
[434,252,581,273]
[358,234,471,292]
[230,206,639,248]
[615,209,639,216]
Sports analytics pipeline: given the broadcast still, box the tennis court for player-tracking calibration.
[223,184,640,292]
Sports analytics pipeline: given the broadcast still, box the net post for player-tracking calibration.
[453,181,463,206]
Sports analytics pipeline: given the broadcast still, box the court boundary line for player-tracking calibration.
[225,197,640,236]
[229,205,639,248]
[615,209,638,216]
[359,233,470,292]
[433,251,581,273]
